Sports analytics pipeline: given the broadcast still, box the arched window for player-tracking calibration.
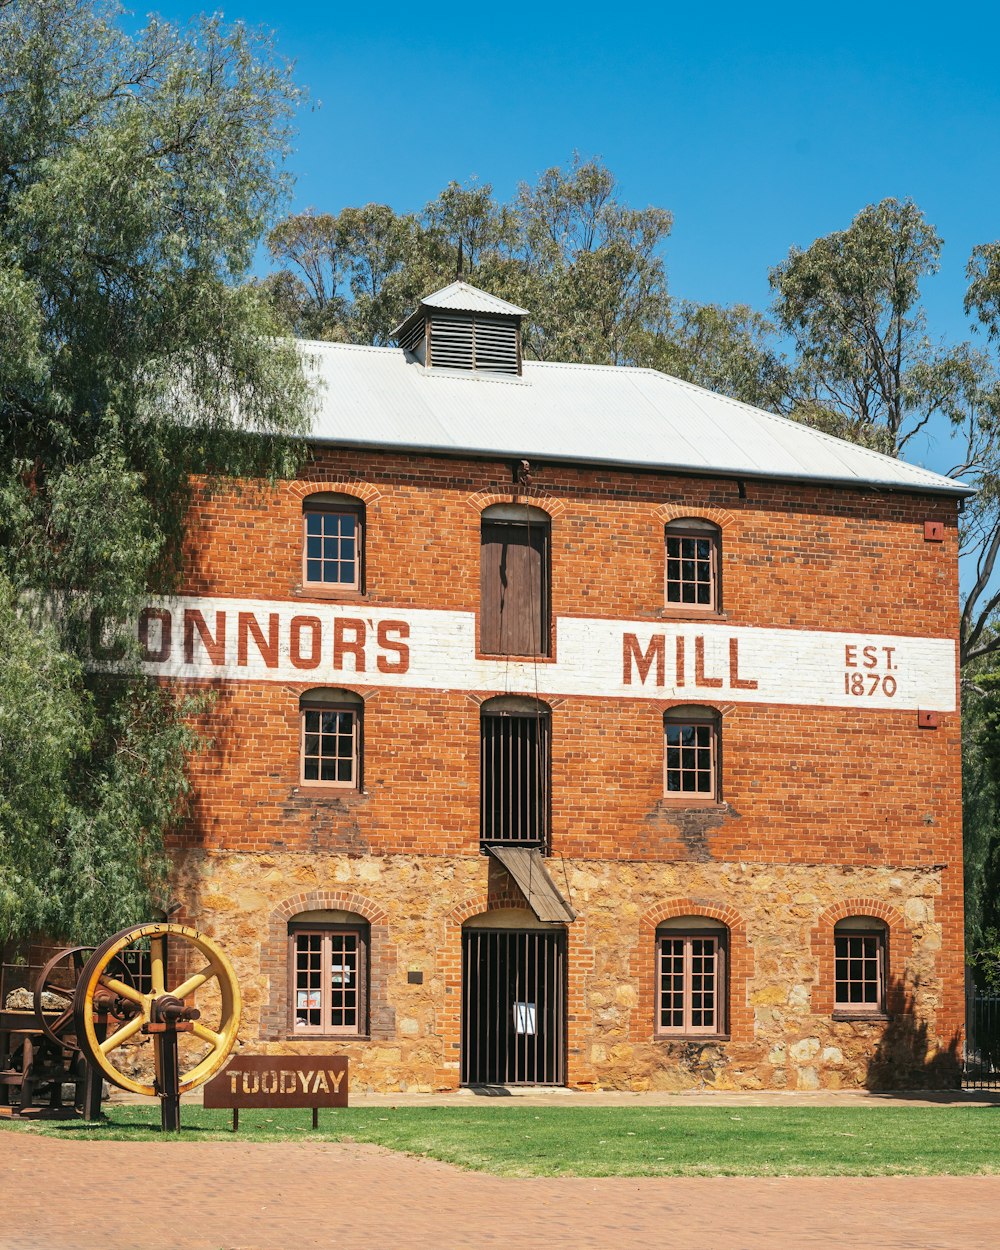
[288,909,369,1036]
[834,917,888,1016]
[664,518,721,613]
[663,705,720,801]
[656,915,728,1037]
[299,688,363,789]
[302,492,365,592]
[480,695,550,848]
[480,504,550,657]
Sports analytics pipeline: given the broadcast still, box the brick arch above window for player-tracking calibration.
[466,488,567,518]
[653,700,736,717]
[290,478,383,506]
[810,897,909,1017]
[270,890,390,928]
[813,898,907,931]
[262,889,395,1041]
[446,884,535,927]
[640,897,746,937]
[655,503,736,530]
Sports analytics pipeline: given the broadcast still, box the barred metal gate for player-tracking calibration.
[461,929,565,1086]
[964,987,1000,1088]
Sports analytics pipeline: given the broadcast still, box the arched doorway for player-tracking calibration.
[461,908,566,1086]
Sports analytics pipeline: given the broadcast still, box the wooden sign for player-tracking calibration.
[203,1055,348,1129]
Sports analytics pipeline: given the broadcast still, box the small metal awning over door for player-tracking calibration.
[486,846,575,923]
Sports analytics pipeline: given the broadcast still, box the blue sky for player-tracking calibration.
[137,1,999,349]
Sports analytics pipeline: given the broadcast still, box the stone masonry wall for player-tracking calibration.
[171,849,957,1092]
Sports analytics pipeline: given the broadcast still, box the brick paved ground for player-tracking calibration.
[2,1134,999,1250]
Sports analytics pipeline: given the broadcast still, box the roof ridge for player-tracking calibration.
[299,339,395,354]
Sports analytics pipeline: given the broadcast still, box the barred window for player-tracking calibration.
[664,519,720,612]
[481,696,550,848]
[289,914,368,1036]
[300,688,362,789]
[656,917,727,1036]
[664,706,720,800]
[834,918,887,1015]
[303,494,364,591]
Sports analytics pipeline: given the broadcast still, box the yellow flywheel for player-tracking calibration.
[73,922,241,1097]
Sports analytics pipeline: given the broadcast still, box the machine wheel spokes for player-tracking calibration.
[32,947,134,1050]
[32,946,88,1049]
[73,923,241,1099]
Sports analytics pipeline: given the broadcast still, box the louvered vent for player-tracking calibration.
[431,314,476,370]
[398,317,425,356]
[430,313,519,375]
[474,318,519,373]
[392,282,528,376]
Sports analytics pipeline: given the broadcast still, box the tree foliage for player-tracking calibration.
[264,156,790,407]
[0,0,310,943]
[770,200,1000,670]
[263,157,675,366]
[644,301,791,413]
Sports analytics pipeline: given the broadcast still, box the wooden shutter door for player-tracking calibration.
[480,522,548,656]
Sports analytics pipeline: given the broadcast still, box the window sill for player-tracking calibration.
[476,651,556,664]
[659,796,726,809]
[832,1011,889,1023]
[658,607,727,622]
[292,785,365,798]
[656,1033,730,1043]
[480,841,548,854]
[287,1033,370,1042]
[293,584,366,601]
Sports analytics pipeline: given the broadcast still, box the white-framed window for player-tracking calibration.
[663,705,720,802]
[300,688,363,789]
[656,916,728,1037]
[303,493,364,592]
[834,917,887,1016]
[289,919,368,1036]
[664,518,721,612]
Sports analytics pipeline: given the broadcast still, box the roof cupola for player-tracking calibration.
[393,280,528,376]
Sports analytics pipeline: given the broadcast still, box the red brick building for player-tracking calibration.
[146,281,967,1090]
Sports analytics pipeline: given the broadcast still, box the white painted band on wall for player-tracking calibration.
[113,595,958,712]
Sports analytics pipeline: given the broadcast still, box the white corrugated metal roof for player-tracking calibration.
[417,280,530,317]
[300,340,970,497]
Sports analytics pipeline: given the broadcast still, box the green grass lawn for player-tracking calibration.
[4,1104,1000,1177]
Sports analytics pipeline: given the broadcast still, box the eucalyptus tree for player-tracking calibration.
[265,157,674,367]
[0,0,310,942]
[771,199,1000,669]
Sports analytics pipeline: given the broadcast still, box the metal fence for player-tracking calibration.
[964,989,1000,1088]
